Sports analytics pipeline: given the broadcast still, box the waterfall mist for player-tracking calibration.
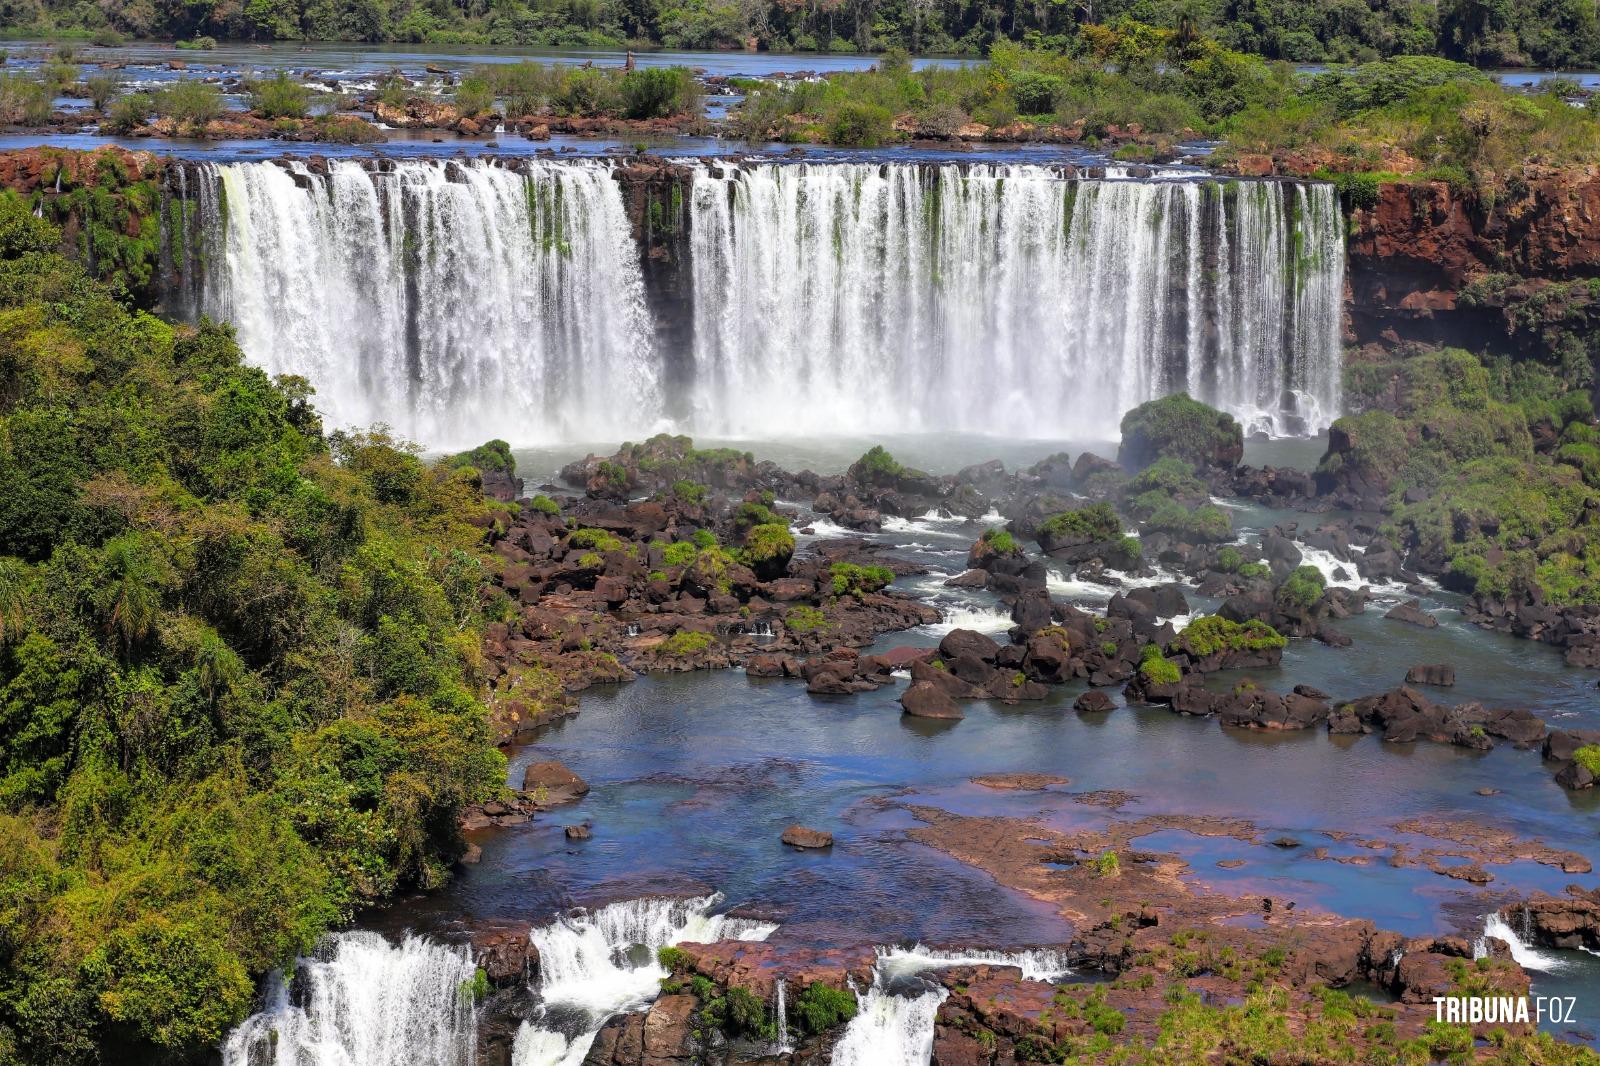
[171,159,1345,448]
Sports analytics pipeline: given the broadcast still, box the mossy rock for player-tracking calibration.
[1118,393,1243,473]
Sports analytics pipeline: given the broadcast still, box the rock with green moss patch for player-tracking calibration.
[1118,393,1243,473]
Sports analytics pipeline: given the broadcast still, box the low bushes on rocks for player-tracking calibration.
[1118,393,1244,473]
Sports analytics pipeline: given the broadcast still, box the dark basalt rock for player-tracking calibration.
[1074,689,1116,713]
[1405,663,1456,686]
[939,628,1001,663]
[900,680,964,719]
[521,760,590,804]
[1385,600,1438,628]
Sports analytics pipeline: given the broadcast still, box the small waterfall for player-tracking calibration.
[512,894,777,1066]
[188,158,660,448]
[221,931,478,1066]
[829,945,1070,1066]
[1476,913,1566,972]
[830,984,946,1066]
[773,977,792,1054]
[688,164,1343,440]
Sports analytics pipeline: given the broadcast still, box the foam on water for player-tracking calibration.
[1476,913,1567,973]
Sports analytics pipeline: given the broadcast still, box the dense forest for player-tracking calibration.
[3,0,1600,65]
[0,188,508,1063]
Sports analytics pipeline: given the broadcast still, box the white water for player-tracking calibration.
[194,158,660,447]
[511,894,777,1066]
[919,603,1014,635]
[829,945,1070,1065]
[221,931,478,1066]
[1476,912,1567,972]
[180,161,1343,447]
[690,164,1342,440]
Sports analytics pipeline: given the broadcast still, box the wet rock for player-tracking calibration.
[1074,689,1116,713]
[1405,663,1455,686]
[900,680,963,719]
[521,760,589,804]
[565,824,591,840]
[463,919,537,985]
[1384,600,1438,628]
[781,825,834,849]
[938,628,1001,663]
[746,652,801,678]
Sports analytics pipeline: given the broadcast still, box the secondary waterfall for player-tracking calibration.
[221,931,478,1066]
[511,893,777,1066]
[1476,912,1566,972]
[691,163,1342,439]
[170,159,1344,446]
[830,945,1072,1066]
[188,158,659,447]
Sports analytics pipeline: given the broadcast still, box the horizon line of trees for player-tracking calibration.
[1,0,1599,68]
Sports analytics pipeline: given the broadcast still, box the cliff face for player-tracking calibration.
[1346,168,1600,350]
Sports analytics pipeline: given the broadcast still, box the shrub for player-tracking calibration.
[1574,746,1600,774]
[741,523,795,576]
[853,444,905,483]
[1143,501,1232,542]
[619,66,700,119]
[659,630,715,656]
[785,606,829,634]
[250,71,310,119]
[669,479,707,505]
[829,562,894,598]
[449,439,515,475]
[569,528,626,553]
[975,527,1018,555]
[1237,562,1270,580]
[106,91,152,131]
[1174,617,1286,657]
[659,541,698,567]
[828,101,894,146]
[0,74,53,125]
[1138,643,1181,685]
[1037,504,1121,544]
[1118,393,1243,472]
[86,71,121,111]
[454,75,494,117]
[156,80,224,128]
[793,982,857,1035]
[657,945,691,970]
[1093,850,1121,877]
[1216,546,1243,572]
[1275,565,1326,612]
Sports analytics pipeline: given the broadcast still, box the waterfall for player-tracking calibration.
[171,160,1344,447]
[1475,913,1566,972]
[221,931,478,1066]
[511,893,777,1066]
[829,944,1070,1066]
[189,158,660,448]
[688,164,1344,440]
[774,977,792,1054]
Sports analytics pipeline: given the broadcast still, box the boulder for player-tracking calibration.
[900,681,964,719]
[939,628,1001,663]
[1074,689,1116,713]
[464,919,537,985]
[781,825,834,849]
[1385,600,1438,628]
[1405,663,1455,686]
[521,760,589,804]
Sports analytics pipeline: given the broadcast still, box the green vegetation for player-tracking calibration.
[658,630,715,656]
[0,198,503,1063]
[1275,565,1327,612]
[529,494,561,516]
[248,71,310,119]
[448,439,515,476]
[1574,746,1600,775]
[1174,617,1287,657]
[829,562,894,598]
[1331,349,1600,605]
[852,444,907,485]
[461,62,701,120]
[1118,392,1242,472]
[1037,504,1121,544]
[973,527,1018,558]
[656,945,692,970]
[1093,850,1121,877]
[568,527,627,554]
[1138,643,1182,685]
[1141,501,1231,543]
[739,523,794,578]
[154,80,224,131]
[792,982,856,1035]
[784,606,829,634]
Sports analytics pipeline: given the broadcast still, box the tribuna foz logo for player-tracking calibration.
[1434,996,1578,1025]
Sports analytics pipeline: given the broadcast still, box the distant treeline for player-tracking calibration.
[5,0,1600,67]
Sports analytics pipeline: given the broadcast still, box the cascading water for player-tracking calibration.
[511,894,777,1066]
[170,159,1344,446]
[830,945,1071,1066]
[1476,912,1566,972]
[187,158,660,447]
[689,163,1344,439]
[221,931,478,1066]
